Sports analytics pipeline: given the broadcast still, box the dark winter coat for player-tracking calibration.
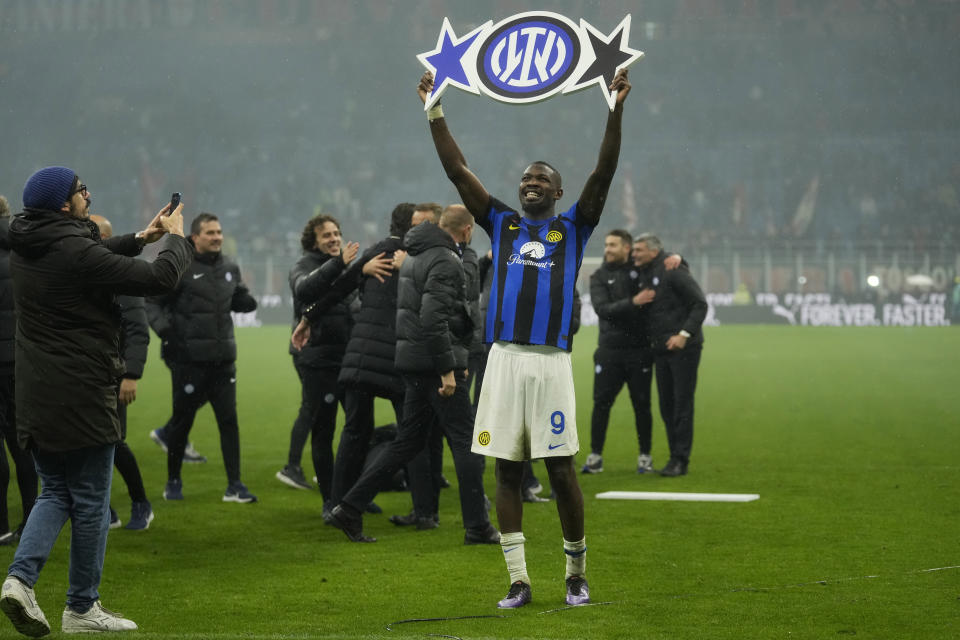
[395,222,472,375]
[461,244,484,359]
[589,259,647,350]
[329,236,406,398]
[119,295,149,379]
[636,252,707,352]
[0,218,15,373]
[9,208,191,452]
[289,250,355,370]
[145,244,257,364]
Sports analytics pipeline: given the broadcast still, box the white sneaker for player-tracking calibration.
[581,453,603,474]
[0,575,50,637]
[61,601,137,633]
[637,454,654,474]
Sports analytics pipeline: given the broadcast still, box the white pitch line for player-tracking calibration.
[596,491,760,502]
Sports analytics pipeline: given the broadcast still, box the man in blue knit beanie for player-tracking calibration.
[21,166,80,213]
[0,166,192,635]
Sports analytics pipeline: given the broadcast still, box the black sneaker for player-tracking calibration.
[388,511,417,526]
[125,500,154,531]
[223,482,258,503]
[275,465,311,490]
[659,460,688,477]
[163,479,183,501]
[108,507,122,529]
[464,524,500,545]
[329,505,376,543]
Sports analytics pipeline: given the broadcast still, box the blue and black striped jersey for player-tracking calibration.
[477,197,594,351]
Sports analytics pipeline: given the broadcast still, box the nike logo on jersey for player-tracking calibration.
[508,224,521,230]
[547,443,566,450]
[192,273,205,279]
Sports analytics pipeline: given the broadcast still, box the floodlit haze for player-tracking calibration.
[1,1,957,303]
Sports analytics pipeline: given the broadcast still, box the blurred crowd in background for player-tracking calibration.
[1,0,957,296]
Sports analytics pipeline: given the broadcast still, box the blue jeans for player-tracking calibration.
[8,443,115,612]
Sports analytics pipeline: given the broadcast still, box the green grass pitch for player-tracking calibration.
[0,325,956,639]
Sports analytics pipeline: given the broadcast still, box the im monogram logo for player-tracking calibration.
[418,11,643,111]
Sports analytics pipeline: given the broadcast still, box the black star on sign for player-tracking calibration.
[580,26,635,92]
[565,17,644,109]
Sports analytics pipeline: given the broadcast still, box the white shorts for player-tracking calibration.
[472,342,579,461]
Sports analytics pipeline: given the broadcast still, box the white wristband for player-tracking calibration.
[679,330,691,339]
[427,104,444,122]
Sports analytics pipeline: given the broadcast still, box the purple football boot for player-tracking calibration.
[565,576,590,606]
[497,581,532,609]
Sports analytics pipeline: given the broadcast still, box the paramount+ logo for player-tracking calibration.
[478,15,580,101]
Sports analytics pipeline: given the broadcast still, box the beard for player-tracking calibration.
[67,197,91,220]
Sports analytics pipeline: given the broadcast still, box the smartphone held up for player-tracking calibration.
[166,192,182,215]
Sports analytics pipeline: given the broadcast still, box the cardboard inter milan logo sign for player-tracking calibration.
[417,12,644,111]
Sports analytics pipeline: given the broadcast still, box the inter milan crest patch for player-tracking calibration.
[417,12,644,111]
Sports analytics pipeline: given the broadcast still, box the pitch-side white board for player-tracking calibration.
[596,491,760,502]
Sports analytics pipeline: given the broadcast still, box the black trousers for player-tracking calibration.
[114,401,147,503]
[330,387,404,506]
[342,373,489,531]
[653,347,702,466]
[166,362,242,485]
[0,374,37,532]
[286,362,341,500]
[590,347,654,456]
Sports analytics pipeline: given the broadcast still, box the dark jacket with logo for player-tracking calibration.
[636,252,707,352]
[146,243,257,364]
[9,208,191,451]
[395,223,472,375]
[289,249,355,370]
[589,259,646,350]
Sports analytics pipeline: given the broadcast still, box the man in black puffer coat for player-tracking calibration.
[145,213,258,503]
[1,167,189,634]
[293,204,412,513]
[329,206,498,545]
[276,214,358,503]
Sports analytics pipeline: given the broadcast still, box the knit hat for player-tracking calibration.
[22,166,77,211]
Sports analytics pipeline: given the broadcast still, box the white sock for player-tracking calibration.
[500,531,529,585]
[564,537,586,579]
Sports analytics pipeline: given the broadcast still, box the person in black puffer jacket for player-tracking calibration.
[0,196,37,544]
[292,203,412,515]
[328,206,498,545]
[275,214,358,502]
[145,213,258,503]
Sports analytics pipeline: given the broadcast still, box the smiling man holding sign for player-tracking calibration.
[416,10,639,609]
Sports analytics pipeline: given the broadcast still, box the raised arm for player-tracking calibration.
[418,71,490,219]
[578,68,632,225]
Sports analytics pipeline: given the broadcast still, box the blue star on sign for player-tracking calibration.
[416,18,489,109]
